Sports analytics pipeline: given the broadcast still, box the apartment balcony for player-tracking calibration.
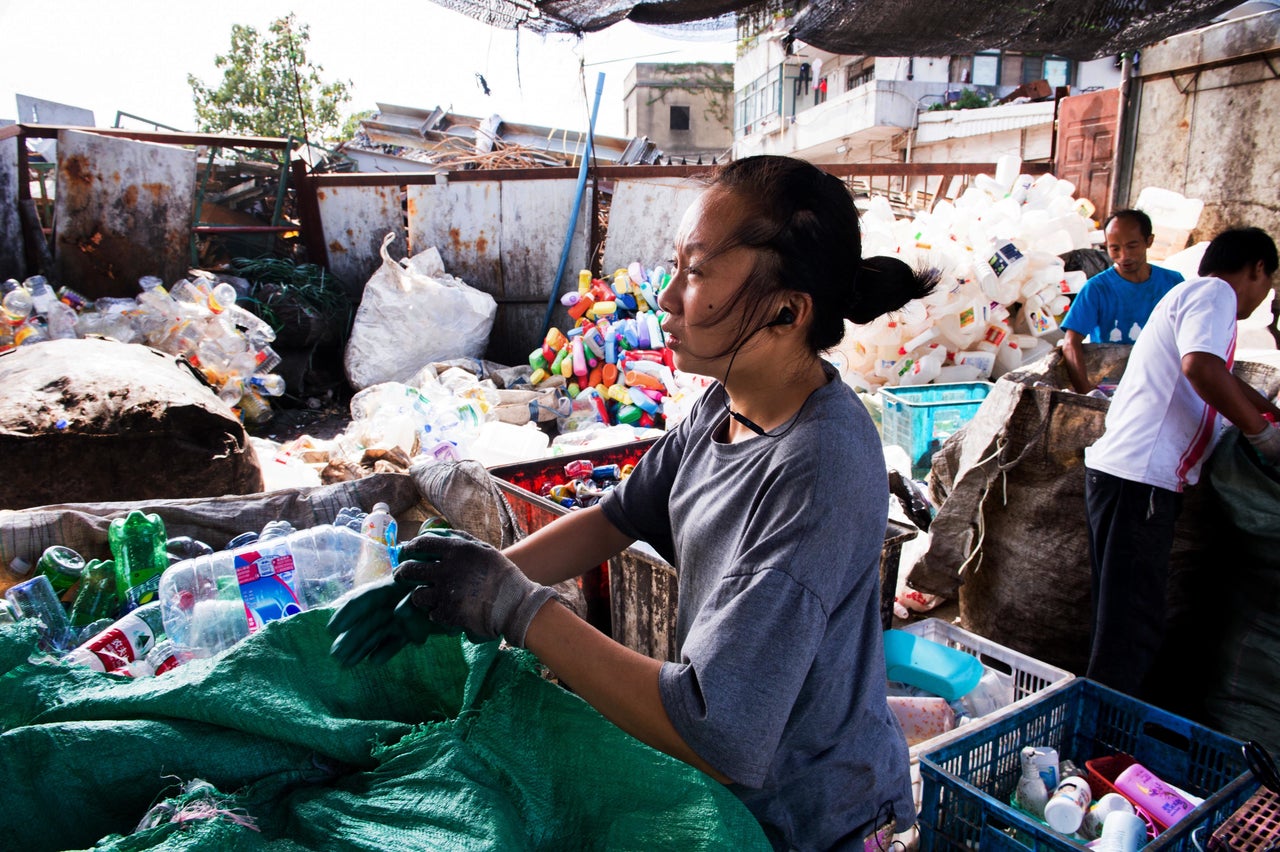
[734,78,949,161]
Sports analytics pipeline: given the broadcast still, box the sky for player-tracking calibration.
[0,0,737,138]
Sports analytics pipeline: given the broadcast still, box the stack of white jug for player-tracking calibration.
[829,154,1100,391]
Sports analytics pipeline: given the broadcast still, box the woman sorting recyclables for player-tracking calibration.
[328,155,938,851]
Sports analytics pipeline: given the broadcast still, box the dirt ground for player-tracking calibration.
[251,403,352,443]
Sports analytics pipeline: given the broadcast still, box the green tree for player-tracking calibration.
[189,13,352,143]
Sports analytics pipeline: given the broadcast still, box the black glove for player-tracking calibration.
[393,530,556,647]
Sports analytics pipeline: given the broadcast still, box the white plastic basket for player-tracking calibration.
[898,618,1075,815]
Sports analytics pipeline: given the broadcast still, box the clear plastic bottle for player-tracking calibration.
[158,524,393,658]
[2,287,33,323]
[245,374,286,397]
[5,574,75,651]
[24,275,57,315]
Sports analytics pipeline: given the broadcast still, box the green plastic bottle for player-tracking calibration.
[69,558,119,628]
[38,546,86,597]
[109,511,168,613]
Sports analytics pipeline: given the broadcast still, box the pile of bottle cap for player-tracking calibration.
[530,262,677,429]
[1,273,288,424]
[540,458,634,510]
[833,155,1105,390]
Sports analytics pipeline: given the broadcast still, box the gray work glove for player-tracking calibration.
[394,531,556,647]
[1246,424,1280,466]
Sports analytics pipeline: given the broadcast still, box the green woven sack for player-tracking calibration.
[0,610,767,851]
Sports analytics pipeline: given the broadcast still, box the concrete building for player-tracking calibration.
[1119,6,1280,246]
[731,16,1121,169]
[623,62,734,163]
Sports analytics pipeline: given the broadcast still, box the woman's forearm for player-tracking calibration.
[504,504,635,586]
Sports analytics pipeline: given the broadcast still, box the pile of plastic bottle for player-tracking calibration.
[834,156,1105,389]
[0,505,403,676]
[530,263,679,430]
[0,273,288,424]
[1012,745,1194,847]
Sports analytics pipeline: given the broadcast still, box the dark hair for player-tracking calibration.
[1103,209,1154,240]
[695,155,937,354]
[1198,226,1279,277]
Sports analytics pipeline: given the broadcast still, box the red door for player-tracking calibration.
[1056,88,1119,224]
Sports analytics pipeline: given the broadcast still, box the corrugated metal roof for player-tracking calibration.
[913,101,1056,143]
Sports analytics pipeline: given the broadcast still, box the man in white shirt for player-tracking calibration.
[1084,227,1280,695]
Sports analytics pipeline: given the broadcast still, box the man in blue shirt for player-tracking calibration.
[1061,209,1185,392]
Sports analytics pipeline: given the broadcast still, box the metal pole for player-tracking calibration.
[541,71,605,341]
[1110,53,1135,216]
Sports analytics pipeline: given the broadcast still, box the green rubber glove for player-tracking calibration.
[327,528,470,667]
[327,576,417,668]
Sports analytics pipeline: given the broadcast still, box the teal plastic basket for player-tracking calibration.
[918,679,1253,852]
[879,381,993,478]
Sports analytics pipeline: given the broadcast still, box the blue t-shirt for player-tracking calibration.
[1061,264,1184,344]
[601,365,913,851]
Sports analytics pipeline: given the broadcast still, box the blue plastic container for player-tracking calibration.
[918,679,1253,852]
[884,628,985,701]
[879,381,993,478]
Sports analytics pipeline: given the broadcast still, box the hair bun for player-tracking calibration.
[847,256,941,324]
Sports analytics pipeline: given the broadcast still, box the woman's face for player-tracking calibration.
[658,188,760,378]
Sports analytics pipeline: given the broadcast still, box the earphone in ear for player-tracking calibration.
[768,307,796,327]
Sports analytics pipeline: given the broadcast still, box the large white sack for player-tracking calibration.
[344,233,497,390]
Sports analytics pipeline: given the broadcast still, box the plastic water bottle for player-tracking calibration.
[25,275,57,315]
[109,510,169,612]
[158,524,393,658]
[63,602,166,673]
[4,575,75,651]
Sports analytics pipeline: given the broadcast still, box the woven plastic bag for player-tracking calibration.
[0,611,769,851]
[344,233,497,391]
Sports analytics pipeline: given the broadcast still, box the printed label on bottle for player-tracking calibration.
[69,621,157,672]
[959,306,976,329]
[152,653,182,675]
[123,574,162,611]
[233,540,303,634]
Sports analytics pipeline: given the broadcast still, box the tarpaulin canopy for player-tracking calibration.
[430,0,1243,60]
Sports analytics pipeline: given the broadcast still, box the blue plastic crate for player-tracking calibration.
[918,679,1253,852]
[879,382,992,477]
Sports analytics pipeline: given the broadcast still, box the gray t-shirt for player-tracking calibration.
[601,365,914,851]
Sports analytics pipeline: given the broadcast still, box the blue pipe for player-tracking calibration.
[541,71,605,341]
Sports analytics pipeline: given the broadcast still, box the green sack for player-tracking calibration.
[0,611,768,852]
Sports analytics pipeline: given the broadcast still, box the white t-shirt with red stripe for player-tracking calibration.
[1085,276,1238,492]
